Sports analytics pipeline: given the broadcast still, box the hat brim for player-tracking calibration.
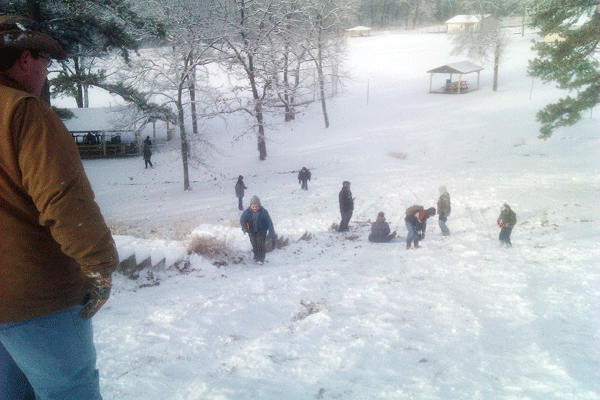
[1,29,67,60]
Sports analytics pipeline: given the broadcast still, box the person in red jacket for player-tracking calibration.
[0,15,118,400]
[405,205,436,249]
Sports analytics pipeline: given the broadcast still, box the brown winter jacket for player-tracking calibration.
[0,75,118,324]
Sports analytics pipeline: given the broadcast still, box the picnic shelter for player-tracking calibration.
[427,61,484,94]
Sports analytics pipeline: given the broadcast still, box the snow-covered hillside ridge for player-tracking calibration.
[82,30,599,399]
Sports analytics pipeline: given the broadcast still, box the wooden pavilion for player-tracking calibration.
[427,61,484,94]
[62,107,138,158]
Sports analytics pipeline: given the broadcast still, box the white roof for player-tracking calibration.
[347,26,372,32]
[445,14,491,24]
[543,33,566,43]
[571,5,596,28]
[62,107,136,132]
[427,61,485,74]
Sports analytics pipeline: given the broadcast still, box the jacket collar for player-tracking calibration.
[0,73,30,94]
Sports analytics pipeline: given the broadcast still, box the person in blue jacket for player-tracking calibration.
[240,196,275,263]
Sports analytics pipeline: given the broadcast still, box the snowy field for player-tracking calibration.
[76,30,599,399]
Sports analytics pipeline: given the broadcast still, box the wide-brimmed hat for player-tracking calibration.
[0,15,66,60]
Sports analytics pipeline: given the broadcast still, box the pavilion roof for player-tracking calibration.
[427,61,484,75]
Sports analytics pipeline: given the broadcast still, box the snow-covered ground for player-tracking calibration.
[80,30,599,399]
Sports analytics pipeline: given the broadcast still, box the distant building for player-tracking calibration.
[543,5,596,43]
[61,107,138,158]
[445,14,491,33]
[346,26,372,37]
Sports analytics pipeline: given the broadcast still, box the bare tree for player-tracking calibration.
[127,0,218,190]
[207,0,296,160]
[303,0,352,128]
[450,13,508,91]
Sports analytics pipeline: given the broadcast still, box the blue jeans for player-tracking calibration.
[439,211,450,235]
[405,221,418,246]
[0,306,102,400]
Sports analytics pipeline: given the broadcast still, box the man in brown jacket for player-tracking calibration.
[0,15,118,400]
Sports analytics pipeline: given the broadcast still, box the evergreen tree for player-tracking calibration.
[528,1,599,138]
[4,0,165,108]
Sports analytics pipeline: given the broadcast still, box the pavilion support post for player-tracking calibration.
[458,74,462,94]
[429,73,433,92]
[477,71,480,89]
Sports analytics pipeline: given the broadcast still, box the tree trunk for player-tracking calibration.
[246,53,267,160]
[190,64,199,135]
[74,57,84,108]
[40,80,51,105]
[257,112,267,161]
[283,48,295,122]
[493,42,500,92]
[316,20,329,129]
[177,90,190,191]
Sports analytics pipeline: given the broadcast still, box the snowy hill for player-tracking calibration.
[82,30,599,399]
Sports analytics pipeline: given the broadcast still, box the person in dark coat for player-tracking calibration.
[143,136,152,147]
[405,205,436,249]
[298,167,311,191]
[338,181,354,232]
[437,186,451,236]
[235,175,247,210]
[142,143,153,168]
[240,196,275,263]
[369,212,397,242]
[497,203,517,247]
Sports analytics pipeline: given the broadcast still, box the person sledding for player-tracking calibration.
[368,212,397,242]
[404,205,436,249]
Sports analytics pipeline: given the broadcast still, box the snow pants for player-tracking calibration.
[368,232,396,243]
[338,210,353,232]
[0,306,102,400]
[249,232,267,262]
[499,226,513,246]
[301,180,308,190]
[238,196,244,211]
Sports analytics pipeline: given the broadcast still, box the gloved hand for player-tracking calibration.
[79,275,112,320]
[497,219,507,228]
